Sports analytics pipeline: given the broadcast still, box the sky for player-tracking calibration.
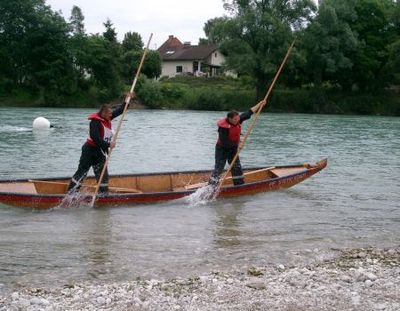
[46,0,228,49]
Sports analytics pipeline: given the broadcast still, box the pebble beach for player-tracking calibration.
[1,247,399,311]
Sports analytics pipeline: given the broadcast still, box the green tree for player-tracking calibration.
[103,18,117,43]
[205,0,316,99]
[303,0,396,91]
[302,0,359,89]
[69,5,85,36]
[351,0,396,91]
[69,5,88,87]
[121,50,161,82]
[122,31,143,52]
[92,19,122,98]
[386,39,400,84]
[83,34,122,99]
[0,0,75,103]
[386,1,400,85]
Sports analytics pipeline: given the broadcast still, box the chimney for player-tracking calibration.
[169,35,174,39]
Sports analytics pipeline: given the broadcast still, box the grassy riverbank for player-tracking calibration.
[1,77,400,116]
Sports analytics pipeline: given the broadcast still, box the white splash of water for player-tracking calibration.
[186,184,218,207]
[0,125,31,133]
[54,191,89,209]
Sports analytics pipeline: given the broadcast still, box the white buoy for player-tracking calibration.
[33,117,51,129]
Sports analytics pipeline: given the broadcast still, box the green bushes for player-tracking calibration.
[267,89,400,115]
[3,75,399,116]
[132,76,400,115]
[135,76,255,111]
[136,76,163,109]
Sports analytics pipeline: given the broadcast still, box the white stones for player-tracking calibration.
[1,246,399,311]
[365,280,373,287]
[351,292,360,305]
[199,275,210,283]
[376,303,389,310]
[30,297,42,305]
[11,292,19,300]
[357,252,367,258]
[340,275,352,283]
[96,296,106,305]
[246,278,266,290]
[19,298,30,308]
[365,272,378,281]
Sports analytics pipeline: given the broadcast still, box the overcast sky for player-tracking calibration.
[46,0,228,49]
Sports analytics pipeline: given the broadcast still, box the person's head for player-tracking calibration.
[99,104,112,121]
[227,110,240,125]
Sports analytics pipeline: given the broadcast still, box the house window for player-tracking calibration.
[176,66,183,73]
[215,52,217,57]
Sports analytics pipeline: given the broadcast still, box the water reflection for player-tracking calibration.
[83,209,114,280]
[213,200,244,249]
[32,128,53,141]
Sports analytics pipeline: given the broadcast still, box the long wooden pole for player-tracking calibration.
[212,40,296,199]
[89,33,153,207]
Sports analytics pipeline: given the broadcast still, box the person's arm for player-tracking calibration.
[239,100,266,123]
[218,127,237,148]
[112,92,136,119]
[239,110,253,123]
[90,120,110,151]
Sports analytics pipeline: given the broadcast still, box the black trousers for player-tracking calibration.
[209,145,244,186]
[67,144,109,193]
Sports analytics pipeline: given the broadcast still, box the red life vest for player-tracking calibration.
[86,112,114,147]
[216,118,241,146]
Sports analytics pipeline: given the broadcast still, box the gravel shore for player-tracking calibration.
[1,247,399,311]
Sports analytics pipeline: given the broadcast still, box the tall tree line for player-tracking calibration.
[204,0,400,96]
[0,0,161,105]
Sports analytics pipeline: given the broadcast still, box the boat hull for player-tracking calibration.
[0,159,327,209]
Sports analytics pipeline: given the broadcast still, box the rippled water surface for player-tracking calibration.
[0,107,399,292]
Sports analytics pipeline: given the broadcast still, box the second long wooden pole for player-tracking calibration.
[89,33,153,207]
[212,40,296,198]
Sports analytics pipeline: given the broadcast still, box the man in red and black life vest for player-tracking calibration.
[208,100,265,187]
[67,93,135,194]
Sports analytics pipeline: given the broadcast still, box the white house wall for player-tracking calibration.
[161,61,193,77]
[208,50,225,66]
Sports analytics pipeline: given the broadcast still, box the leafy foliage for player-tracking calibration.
[206,0,316,98]
[0,1,161,105]
[1,0,400,114]
[122,32,143,52]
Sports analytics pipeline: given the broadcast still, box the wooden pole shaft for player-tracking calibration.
[89,33,153,207]
[212,40,295,198]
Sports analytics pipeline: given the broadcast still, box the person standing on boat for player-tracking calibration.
[67,93,135,194]
[209,100,265,187]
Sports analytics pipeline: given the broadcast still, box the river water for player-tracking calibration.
[0,107,399,292]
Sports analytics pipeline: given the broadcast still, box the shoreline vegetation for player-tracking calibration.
[1,76,399,116]
[1,246,399,310]
[2,1,400,117]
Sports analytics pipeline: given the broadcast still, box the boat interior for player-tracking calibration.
[0,165,310,195]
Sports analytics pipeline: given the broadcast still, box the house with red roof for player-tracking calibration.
[158,35,227,78]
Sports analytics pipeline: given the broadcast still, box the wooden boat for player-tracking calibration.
[0,159,327,209]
